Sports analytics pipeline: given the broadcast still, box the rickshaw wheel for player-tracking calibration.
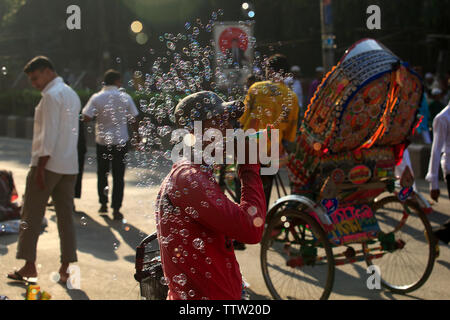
[363,196,437,294]
[260,208,335,300]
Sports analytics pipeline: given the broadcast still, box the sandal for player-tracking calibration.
[7,271,38,284]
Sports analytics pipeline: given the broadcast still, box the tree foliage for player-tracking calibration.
[0,0,448,90]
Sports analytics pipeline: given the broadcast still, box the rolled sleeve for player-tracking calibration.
[37,94,61,158]
[127,95,139,118]
[82,95,97,119]
[426,116,446,190]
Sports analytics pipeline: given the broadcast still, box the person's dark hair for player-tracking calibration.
[104,69,121,86]
[23,56,55,74]
[266,54,290,74]
[246,74,257,88]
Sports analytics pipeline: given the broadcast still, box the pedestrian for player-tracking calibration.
[426,99,450,244]
[285,65,305,127]
[62,77,87,213]
[74,117,87,213]
[412,66,432,144]
[230,38,248,69]
[82,69,139,220]
[156,91,266,300]
[424,72,434,100]
[429,88,445,126]
[7,56,81,284]
[239,54,299,208]
[307,66,324,104]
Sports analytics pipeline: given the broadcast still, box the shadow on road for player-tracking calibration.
[437,259,450,270]
[0,234,18,256]
[103,216,150,252]
[68,212,121,261]
[59,282,90,300]
[247,288,270,300]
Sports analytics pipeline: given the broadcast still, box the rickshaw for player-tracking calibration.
[260,38,437,300]
[134,38,437,301]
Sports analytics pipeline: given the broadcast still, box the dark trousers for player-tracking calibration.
[75,149,86,199]
[447,174,450,200]
[434,174,450,244]
[96,144,128,210]
[75,120,87,199]
[261,174,274,210]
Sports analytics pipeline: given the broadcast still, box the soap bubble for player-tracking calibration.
[192,27,200,36]
[80,216,87,226]
[247,206,258,216]
[180,229,189,238]
[253,217,264,228]
[192,238,205,250]
[19,221,28,230]
[1,66,7,76]
[166,41,176,51]
[49,272,60,283]
[160,276,170,286]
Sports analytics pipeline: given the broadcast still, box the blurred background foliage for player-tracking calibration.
[0,0,449,114]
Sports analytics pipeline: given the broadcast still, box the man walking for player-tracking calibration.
[231,38,248,69]
[7,56,81,284]
[426,99,450,244]
[285,65,305,127]
[82,70,139,220]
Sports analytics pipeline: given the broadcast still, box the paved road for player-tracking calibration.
[0,137,449,300]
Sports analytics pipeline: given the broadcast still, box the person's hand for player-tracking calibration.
[35,168,46,190]
[244,136,260,165]
[430,189,440,202]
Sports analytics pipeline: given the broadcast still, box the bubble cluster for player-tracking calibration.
[123,10,300,297]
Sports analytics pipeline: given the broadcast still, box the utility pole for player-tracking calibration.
[320,0,336,72]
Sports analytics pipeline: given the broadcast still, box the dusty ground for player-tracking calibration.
[0,137,449,300]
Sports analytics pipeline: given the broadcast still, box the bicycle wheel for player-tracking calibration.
[363,196,436,294]
[261,208,335,300]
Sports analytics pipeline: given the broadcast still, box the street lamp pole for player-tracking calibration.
[320,0,336,72]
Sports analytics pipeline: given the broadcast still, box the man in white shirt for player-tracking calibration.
[82,70,139,220]
[285,65,304,127]
[426,100,450,244]
[231,38,248,69]
[7,56,81,284]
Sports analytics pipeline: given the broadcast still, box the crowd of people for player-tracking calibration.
[3,53,450,299]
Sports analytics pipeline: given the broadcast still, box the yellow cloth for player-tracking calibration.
[240,81,299,147]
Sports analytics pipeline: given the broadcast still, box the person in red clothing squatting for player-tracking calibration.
[155,91,266,300]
